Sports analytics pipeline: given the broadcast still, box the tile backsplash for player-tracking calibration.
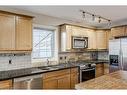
[98,52,109,60]
[0,51,109,71]
[58,51,109,63]
[0,53,31,71]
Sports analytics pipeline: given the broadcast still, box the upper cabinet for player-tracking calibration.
[0,11,33,52]
[96,30,107,49]
[16,16,32,50]
[60,24,110,52]
[87,30,97,49]
[0,13,15,50]
[111,26,126,38]
[60,25,72,51]
[96,29,111,50]
[71,26,88,37]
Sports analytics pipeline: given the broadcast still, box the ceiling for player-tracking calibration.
[4,6,127,28]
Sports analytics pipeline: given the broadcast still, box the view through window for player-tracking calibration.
[32,27,55,58]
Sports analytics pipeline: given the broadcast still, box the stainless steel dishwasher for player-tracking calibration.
[13,74,43,89]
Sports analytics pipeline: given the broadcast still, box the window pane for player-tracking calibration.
[32,28,55,58]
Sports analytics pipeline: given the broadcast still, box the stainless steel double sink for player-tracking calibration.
[37,65,63,71]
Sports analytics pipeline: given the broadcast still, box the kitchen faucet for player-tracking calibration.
[47,59,50,66]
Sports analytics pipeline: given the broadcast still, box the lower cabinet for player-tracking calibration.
[0,80,12,89]
[57,74,70,89]
[96,63,104,77]
[104,63,109,74]
[43,77,58,89]
[70,68,79,89]
[43,67,79,89]
[96,63,109,78]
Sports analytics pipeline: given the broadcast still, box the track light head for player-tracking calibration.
[98,17,101,23]
[108,20,111,25]
[92,14,95,21]
[82,12,85,19]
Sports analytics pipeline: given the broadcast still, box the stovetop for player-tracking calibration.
[69,61,96,69]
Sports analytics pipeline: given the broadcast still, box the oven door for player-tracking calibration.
[80,68,95,82]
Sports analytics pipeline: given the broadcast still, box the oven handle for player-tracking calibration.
[81,68,95,72]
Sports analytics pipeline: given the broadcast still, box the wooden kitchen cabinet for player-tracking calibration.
[111,26,126,38]
[96,30,107,49]
[106,30,111,49]
[72,26,88,37]
[0,13,15,51]
[0,11,33,52]
[95,63,104,77]
[104,63,109,74]
[60,25,72,51]
[43,77,58,89]
[0,80,12,89]
[43,69,71,89]
[70,67,79,89]
[57,74,70,89]
[16,16,32,51]
[87,30,97,49]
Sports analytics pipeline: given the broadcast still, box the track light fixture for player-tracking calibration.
[98,17,101,23]
[83,12,85,19]
[92,14,95,21]
[80,10,111,25]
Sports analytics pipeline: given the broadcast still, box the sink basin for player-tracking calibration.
[38,66,60,71]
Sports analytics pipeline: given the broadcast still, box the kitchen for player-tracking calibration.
[0,6,127,90]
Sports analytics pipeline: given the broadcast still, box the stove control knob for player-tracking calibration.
[88,64,91,67]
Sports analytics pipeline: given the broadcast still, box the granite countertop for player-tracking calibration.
[0,63,78,81]
[75,70,127,89]
[0,59,108,81]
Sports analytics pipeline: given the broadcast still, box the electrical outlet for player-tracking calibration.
[9,59,12,64]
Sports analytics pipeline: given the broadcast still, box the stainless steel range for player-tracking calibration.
[70,61,96,82]
[75,62,96,82]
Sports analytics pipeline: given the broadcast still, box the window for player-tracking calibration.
[32,27,55,58]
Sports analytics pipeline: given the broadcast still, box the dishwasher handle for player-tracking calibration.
[14,74,43,82]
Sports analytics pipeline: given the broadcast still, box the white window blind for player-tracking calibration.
[32,27,55,58]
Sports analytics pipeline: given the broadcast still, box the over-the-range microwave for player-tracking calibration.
[72,36,88,49]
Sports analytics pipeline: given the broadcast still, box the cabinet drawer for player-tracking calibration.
[70,67,79,73]
[43,69,70,79]
[96,63,104,68]
[0,80,12,89]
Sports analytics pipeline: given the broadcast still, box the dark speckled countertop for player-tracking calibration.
[0,59,108,81]
[0,63,77,81]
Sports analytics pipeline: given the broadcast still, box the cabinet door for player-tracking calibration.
[70,73,79,89]
[66,25,72,50]
[87,30,97,49]
[16,16,32,50]
[111,27,125,37]
[57,74,70,89]
[95,63,104,77]
[0,13,15,50]
[105,30,111,49]
[96,30,107,49]
[0,80,12,89]
[60,25,72,51]
[43,77,58,89]
[72,26,81,36]
[72,26,87,37]
[104,63,109,74]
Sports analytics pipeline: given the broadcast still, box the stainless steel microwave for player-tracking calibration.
[72,36,88,49]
